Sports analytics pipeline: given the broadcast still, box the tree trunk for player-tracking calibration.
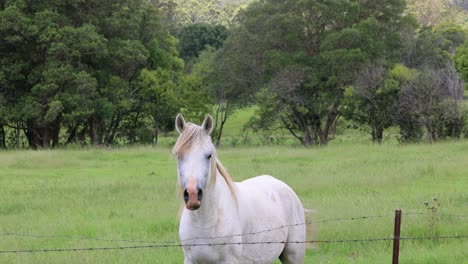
[317,128,327,146]
[214,102,229,147]
[107,113,121,145]
[370,107,378,143]
[131,112,141,144]
[66,124,79,144]
[318,104,339,146]
[15,123,21,149]
[215,113,228,147]
[302,127,313,147]
[51,116,62,148]
[152,113,160,145]
[104,114,116,144]
[24,121,61,149]
[41,127,51,148]
[425,120,433,144]
[212,103,222,140]
[78,123,88,144]
[376,127,383,144]
[89,118,99,145]
[371,125,384,144]
[25,123,41,149]
[0,125,6,148]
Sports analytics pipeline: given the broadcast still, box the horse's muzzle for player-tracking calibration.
[184,188,203,210]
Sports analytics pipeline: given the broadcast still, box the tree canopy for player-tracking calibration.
[0,0,184,148]
[0,0,467,148]
[215,0,412,146]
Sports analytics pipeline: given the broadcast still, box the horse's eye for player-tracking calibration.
[207,154,212,160]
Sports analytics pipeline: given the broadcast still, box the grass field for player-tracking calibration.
[0,141,468,263]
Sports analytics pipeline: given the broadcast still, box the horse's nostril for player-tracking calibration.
[198,188,203,201]
[183,189,189,203]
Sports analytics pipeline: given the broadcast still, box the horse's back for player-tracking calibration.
[237,175,303,210]
[235,175,305,263]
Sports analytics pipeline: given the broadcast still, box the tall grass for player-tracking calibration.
[0,142,467,263]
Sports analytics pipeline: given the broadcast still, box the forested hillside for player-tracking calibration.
[1,0,467,148]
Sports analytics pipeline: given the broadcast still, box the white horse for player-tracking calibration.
[172,114,306,264]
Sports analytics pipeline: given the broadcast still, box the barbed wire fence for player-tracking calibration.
[1,210,467,263]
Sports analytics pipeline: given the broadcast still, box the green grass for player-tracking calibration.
[0,142,467,263]
[222,107,256,137]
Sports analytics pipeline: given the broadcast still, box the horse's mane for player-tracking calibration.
[172,123,236,199]
[215,158,236,199]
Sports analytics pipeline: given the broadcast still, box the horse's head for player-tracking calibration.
[172,113,215,210]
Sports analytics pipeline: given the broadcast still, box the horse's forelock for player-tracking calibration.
[172,124,206,158]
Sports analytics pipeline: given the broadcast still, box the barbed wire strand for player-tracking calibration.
[181,213,395,242]
[0,232,179,245]
[1,235,467,254]
[405,212,468,218]
[0,213,395,245]
[2,212,466,245]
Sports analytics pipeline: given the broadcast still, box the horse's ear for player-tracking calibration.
[202,115,213,135]
[175,113,186,134]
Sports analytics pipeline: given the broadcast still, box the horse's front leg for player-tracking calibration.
[183,257,237,264]
[219,260,238,264]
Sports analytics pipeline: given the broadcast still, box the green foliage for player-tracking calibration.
[149,36,184,71]
[131,68,180,143]
[0,0,183,148]
[388,65,425,142]
[406,0,468,28]
[224,0,410,146]
[433,22,466,49]
[172,0,250,28]
[178,48,219,123]
[0,0,467,148]
[402,20,466,69]
[176,23,228,62]
[455,41,468,81]
[342,64,403,143]
[186,42,255,145]
[397,65,466,143]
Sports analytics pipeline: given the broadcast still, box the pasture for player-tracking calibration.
[0,141,467,263]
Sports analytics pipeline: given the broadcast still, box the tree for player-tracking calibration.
[438,61,466,138]
[401,20,466,69]
[0,3,105,148]
[132,68,180,144]
[398,64,465,144]
[185,46,250,146]
[0,93,6,148]
[405,0,468,27]
[454,40,468,81]
[222,0,410,146]
[384,65,424,142]
[176,23,228,63]
[342,64,400,143]
[0,0,182,148]
[163,0,250,29]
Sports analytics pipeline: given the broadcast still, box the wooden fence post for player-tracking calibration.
[392,209,402,264]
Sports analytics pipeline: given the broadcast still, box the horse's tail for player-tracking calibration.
[304,208,317,250]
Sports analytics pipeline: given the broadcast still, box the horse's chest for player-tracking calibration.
[180,221,243,263]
